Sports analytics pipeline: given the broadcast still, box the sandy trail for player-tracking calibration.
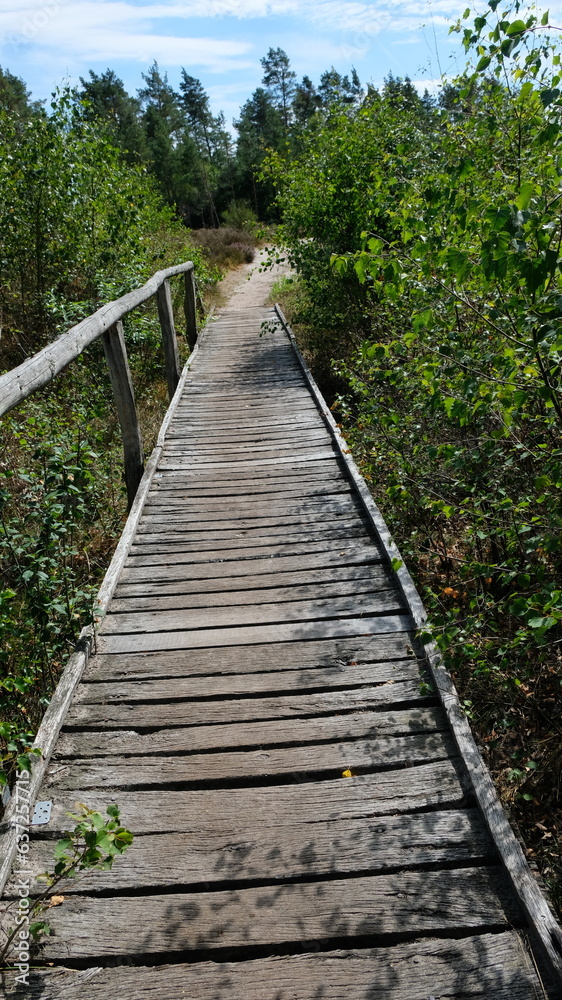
[214,248,289,312]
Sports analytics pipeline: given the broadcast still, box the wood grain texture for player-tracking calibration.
[83,634,421,680]
[125,540,383,580]
[99,590,404,636]
[95,613,413,655]
[128,524,372,551]
[45,732,455,789]
[64,677,425,727]
[8,869,521,960]
[118,546,384,585]
[101,320,144,509]
[56,705,445,757]
[1,934,542,1000]
[76,658,421,701]
[39,761,468,834]
[156,277,181,399]
[109,566,392,610]
[5,809,494,896]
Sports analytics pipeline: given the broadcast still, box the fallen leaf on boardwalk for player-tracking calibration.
[49,895,65,907]
[342,769,354,778]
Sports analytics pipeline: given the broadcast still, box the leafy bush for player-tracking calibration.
[221,199,258,230]
[269,0,562,911]
[0,92,216,791]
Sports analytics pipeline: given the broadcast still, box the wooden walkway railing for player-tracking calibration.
[1,278,562,998]
[0,262,198,507]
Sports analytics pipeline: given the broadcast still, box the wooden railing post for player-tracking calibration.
[183,267,198,351]
[102,320,144,511]
[156,278,181,400]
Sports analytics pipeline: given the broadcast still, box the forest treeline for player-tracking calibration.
[1,1,561,913]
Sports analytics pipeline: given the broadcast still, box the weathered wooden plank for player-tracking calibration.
[83,633,420,680]
[162,441,332,461]
[183,266,198,349]
[40,761,465,835]
[135,510,364,534]
[147,482,354,502]
[158,450,337,470]
[142,496,358,518]
[125,533,376,566]
[2,933,542,1000]
[57,706,445,757]
[151,467,348,486]
[131,520,371,548]
[5,868,520,960]
[171,398,316,414]
[108,574,395,614]
[99,591,404,636]
[77,658,419,702]
[95,614,413,655]
[113,564,389,602]
[45,732,455,790]
[163,430,326,447]
[6,809,493,896]
[64,677,426,728]
[119,546,382,584]
[168,417,326,437]
[165,426,329,445]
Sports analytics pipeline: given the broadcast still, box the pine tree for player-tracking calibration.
[260,48,296,129]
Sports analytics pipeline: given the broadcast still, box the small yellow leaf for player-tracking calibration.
[342,769,353,778]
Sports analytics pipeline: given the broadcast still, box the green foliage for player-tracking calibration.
[0,803,133,964]
[270,3,562,905]
[46,802,134,880]
[0,87,198,366]
[222,199,258,231]
[0,89,215,789]
[0,396,121,785]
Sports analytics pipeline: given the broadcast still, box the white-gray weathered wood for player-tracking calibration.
[0,261,194,417]
[101,320,144,509]
[184,266,198,349]
[156,278,181,399]
[0,933,542,1000]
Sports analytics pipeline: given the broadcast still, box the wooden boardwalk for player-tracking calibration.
[2,297,561,997]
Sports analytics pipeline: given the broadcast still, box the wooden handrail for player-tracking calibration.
[0,261,198,508]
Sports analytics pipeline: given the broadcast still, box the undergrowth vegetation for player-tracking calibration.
[0,91,216,790]
[268,1,562,912]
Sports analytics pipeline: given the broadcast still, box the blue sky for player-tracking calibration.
[0,0,521,126]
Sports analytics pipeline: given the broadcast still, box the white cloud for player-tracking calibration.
[0,1,253,69]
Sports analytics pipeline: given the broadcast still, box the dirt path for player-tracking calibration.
[214,248,289,312]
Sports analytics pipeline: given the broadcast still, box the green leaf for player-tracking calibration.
[515,182,534,210]
[391,558,403,572]
[53,838,73,860]
[476,55,492,71]
[540,88,560,108]
[412,308,433,333]
[445,248,472,280]
[506,19,526,35]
